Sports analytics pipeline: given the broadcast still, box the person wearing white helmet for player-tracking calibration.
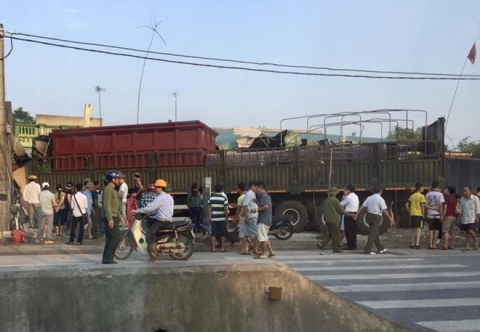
[38,182,57,244]
[133,179,173,262]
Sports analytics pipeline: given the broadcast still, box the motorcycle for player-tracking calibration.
[115,213,196,261]
[227,214,295,245]
[270,215,295,240]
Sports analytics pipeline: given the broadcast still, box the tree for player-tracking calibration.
[386,126,422,142]
[456,136,480,157]
[13,107,35,124]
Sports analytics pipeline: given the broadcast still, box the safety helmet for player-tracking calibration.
[105,170,118,182]
[104,170,124,182]
[148,183,155,191]
[154,179,168,188]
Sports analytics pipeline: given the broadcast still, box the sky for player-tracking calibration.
[2,0,480,146]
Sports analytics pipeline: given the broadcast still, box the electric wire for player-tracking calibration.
[0,34,14,60]
[13,32,480,78]
[6,35,480,80]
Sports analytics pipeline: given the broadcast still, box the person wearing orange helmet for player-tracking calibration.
[133,179,174,262]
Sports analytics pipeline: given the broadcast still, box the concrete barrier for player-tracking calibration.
[0,262,408,332]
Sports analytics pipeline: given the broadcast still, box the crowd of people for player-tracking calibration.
[21,170,278,261]
[188,181,275,259]
[318,185,394,255]
[318,181,480,254]
[22,170,480,259]
[406,182,480,251]
[22,175,102,245]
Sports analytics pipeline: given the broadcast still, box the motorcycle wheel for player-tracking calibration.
[274,224,294,240]
[169,234,195,261]
[115,232,133,260]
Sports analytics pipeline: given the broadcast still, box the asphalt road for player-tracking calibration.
[0,248,479,331]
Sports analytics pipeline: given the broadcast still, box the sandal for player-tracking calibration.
[269,253,275,258]
[239,252,251,255]
[461,248,470,252]
[210,249,216,253]
[254,255,267,259]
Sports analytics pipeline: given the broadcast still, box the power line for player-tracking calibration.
[14,31,480,78]
[0,33,14,60]
[6,35,480,80]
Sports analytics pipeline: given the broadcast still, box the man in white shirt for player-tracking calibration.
[341,184,360,250]
[117,174,129,226]
[242,181,259,255]
[425,181,445,249]
[68,183,88,245]
[459,186,480,251]
[23,175,41,227]
[356,187,394,255]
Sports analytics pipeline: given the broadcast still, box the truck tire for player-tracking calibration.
[356,210,390,236]
[275,200,309,233]
[313,205,326,232]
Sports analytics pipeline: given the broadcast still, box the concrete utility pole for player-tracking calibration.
[95,85,105,119]
[172,91,179,122]
[0,24,13,239]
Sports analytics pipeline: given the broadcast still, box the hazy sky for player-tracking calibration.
[2,0,480,146]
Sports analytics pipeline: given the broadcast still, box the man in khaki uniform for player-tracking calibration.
[317,187,353,253]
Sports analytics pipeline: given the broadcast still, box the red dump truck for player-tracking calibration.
[30,115,478,234]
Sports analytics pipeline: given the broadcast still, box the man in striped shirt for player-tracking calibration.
[208,184,229,252]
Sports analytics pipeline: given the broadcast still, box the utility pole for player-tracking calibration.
[0,24,13,239]
[95,85,105,120]
[172,91,179,122]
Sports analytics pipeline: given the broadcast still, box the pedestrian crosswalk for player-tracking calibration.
[275,254,480,332]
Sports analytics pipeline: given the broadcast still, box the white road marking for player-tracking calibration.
[358,298,480,309]
[293,264,465,272]
[416,319,480,332]
[308,271,480,281]
[277,258,425,265]
[326,280,480,293]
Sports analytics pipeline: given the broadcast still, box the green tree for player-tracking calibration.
[456,137,480,157]
[386,126,422,142]
[13,107,35,123]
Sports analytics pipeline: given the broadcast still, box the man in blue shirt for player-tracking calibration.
[133,179,173,262]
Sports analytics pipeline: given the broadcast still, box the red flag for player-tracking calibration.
[467,43,477,64]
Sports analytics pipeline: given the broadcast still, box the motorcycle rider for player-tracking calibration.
[101,170,124,264]
[133,179,174,262]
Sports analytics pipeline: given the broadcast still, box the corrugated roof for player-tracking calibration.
[13,136,30,167]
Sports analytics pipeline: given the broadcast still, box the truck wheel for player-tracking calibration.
[356,210,390,236]
[313,206,326,233]
[275,200,308,232]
